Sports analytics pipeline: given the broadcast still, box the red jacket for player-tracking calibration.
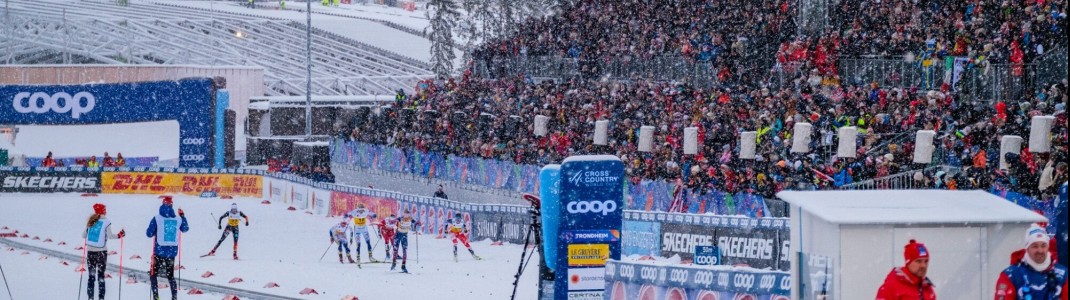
[876,267,936,300]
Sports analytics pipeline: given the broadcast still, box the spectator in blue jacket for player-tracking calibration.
[145,195,189,300]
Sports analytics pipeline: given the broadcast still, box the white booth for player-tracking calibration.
[777,190,1046,300]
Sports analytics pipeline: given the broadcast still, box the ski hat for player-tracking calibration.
[357,203,366,209]
[159,195,173,205]
[93,203,106,215]
[231,203,238,211]
[1024,224,1048,248]
[904,239,929,265]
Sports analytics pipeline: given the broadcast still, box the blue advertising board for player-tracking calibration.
[556,155,624,300]
[694,246,721,266]
[540,164,561,270]
[622,220,660,257]
[0,78,215,168]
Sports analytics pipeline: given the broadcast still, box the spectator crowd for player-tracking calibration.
[336,0,1068,203]
[40,151,128,168]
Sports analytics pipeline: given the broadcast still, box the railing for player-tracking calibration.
[838,58,938,89]
[840,165,962,190]
[471,56,779,88]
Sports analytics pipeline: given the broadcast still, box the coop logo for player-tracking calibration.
[2,176,97,189]
[12,91,96,119]
[566,200,617,215]
[181,138,207,145]
[567,170,620,187]
[181,154,206,161]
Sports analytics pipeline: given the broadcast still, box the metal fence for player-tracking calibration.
[840,165,962,190]
[838,58,937,89]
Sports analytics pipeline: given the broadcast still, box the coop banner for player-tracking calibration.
[101,171,262,197]
[0,79,216,168]
[0,167,101,193]
[604,260,791,300]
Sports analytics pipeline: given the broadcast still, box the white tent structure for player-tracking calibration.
[777,190,1046,300]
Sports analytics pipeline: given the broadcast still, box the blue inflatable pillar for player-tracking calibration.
[214,90,229,168]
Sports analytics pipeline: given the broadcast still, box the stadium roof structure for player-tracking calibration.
[0,0,433,96]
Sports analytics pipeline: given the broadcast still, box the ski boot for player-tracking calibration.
[347,254,357,264]
[390,261,397,271]
[453,250,458,262]
[367,252,379,263]
[469,249,483,260]
[400,263,409,273]
[338,253,344,263]
[201,250,216,258]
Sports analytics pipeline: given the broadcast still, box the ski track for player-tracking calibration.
[0,193,539,299]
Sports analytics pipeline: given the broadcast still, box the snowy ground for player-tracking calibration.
[0,193,539,299]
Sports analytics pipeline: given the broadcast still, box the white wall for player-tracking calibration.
[834,224,1034,300]
[891,226,983,300]
[790,208,841,300]
[840,225,895,299]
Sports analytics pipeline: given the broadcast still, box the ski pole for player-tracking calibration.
[318,242,333,262]
[118,231,124,300]
[77,237,86,300]
[0,258,13,300]
[177,231,182,294]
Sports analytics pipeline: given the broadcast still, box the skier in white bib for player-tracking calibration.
[347,204,378,263]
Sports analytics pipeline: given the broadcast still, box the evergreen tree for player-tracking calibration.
[426,0,461,79]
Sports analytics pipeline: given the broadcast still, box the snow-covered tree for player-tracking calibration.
[426,0,461,79]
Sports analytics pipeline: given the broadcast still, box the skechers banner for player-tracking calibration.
[0,78,216,168]
[555,155,625,300]
[0,167,101,193]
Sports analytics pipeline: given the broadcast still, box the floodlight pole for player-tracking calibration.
[305,0,313,139]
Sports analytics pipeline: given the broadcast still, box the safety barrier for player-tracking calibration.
[330,140,772,217]
[604,260,790,300]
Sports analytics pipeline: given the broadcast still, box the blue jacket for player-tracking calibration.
[145,204,189,258]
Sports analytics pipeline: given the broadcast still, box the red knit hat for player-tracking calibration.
[159,195,173,205]
[93,203,106,215]
[904,239,929,265]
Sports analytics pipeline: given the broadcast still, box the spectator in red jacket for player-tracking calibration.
[102,152,115,167]
[41,152,57,167]
[876,239,936,300]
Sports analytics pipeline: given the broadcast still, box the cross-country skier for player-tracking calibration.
[329,219,357,264]
[146,196,189,300]
[445,212,481,261]
[204,203,249,260]
[378,212,398,261]
[347,204,378,263]
[391,210,420,272]
[83,203,125,300]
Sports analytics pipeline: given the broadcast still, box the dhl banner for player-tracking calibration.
[102,172,262,198]
[330,191,399,219]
